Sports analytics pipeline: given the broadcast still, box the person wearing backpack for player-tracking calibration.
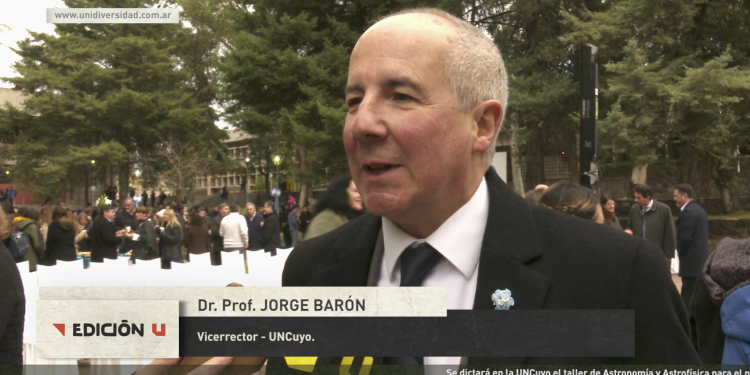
[12,207,44,272]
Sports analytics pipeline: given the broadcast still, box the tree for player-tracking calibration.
[1,0,228,203]
[565,0,750,211]
[143,136,233,204]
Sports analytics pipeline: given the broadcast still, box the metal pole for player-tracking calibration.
[275,164,280,213]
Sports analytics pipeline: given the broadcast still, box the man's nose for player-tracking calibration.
[348,97,388,142]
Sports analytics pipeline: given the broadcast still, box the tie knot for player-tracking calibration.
[399,242,442,287]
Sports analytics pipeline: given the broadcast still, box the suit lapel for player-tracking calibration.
[313,214,382,287]
[309,170,551,364]
[467,169,551,366]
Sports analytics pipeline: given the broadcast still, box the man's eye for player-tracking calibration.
[394,93,413,101]
[347,98,361,108]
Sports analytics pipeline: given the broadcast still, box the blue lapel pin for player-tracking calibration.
[491,289,514,310]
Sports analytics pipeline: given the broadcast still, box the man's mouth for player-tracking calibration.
[364,164,396,174]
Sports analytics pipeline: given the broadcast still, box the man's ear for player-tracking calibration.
[471,100,504,153]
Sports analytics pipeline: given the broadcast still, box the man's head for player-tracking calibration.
[229,203,240,213]
[673,183,693,207]
[212,205,219,212]
[218,203,230,217]
[263,201,275,214]
[633,184,653,207]
[291,204,299,212]
[343,9,506,237]
[198,207,207,218]
[246,203,256,217]
[123,198,134,213]
[101,205,116,220]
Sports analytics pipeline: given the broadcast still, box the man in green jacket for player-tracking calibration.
[626,184,676,262]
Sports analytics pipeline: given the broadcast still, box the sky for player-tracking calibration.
[0,0,67,88]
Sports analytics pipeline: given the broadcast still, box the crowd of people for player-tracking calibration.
[0,172,368,273]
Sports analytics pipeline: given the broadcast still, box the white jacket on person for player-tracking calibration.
[219,212,248,249]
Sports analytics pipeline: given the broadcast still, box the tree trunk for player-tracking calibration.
[118,161,130,206]
[631,164,648,188]
[297,148,312,208]
[711,160,739,214]
[510,122,525,195]
[84,173,90,206]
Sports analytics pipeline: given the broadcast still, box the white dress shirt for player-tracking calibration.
[379,177,489,366]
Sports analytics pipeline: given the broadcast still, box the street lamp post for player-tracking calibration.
[244,157,250,201]
[270,152,284,212]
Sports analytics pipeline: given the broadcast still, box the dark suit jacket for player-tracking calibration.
[210,215,224,252]
[276,169,699,366]
[89,216,121,262]
[261,212,280,253]
[676,201,709,278]
[245,212,265,251]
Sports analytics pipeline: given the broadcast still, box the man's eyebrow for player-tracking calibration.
[383,77,424,95]
[344,78,425,97]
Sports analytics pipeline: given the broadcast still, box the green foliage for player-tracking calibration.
[1,0,229,197]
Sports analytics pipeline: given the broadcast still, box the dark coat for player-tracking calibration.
[627,199,676,258]
[183,224,210,255]
[0,241,24,365]
[261,212,280,253]
[89,216,121,262]
[299,211,312,234]
[676,200,709,277]
[44,220,77,263]
[689,273,724,365]
[245,212,265,251]
[210,215,224,252]
[275,169,699,366]
[131,219,159,261]
[114,209,137,231]
[160,224,183,260]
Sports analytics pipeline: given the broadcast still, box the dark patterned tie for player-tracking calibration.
[383,242,442,366]
[641,207,647,239]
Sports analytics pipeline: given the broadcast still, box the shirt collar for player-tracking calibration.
[645,199,654,211]
[680,200,691,211]
[382,177,489,282]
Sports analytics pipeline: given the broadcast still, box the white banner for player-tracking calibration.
[39,287,447,317]
[47,8,179,24]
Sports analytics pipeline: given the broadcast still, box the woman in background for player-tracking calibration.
[183,212,210,263]
[537,181,604,224]
[160,209,183,264]
[600,194,623,230]
[43,205,77,265]
[75,212,91,252]
[305,175,364,240]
